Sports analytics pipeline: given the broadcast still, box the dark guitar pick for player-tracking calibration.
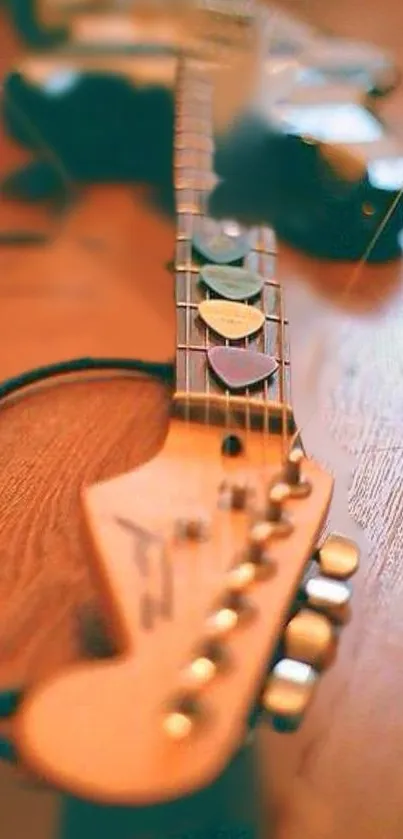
[192,226,250,264]
[208,346,278,390]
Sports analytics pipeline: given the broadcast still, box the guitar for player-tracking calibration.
[0,41,361,837]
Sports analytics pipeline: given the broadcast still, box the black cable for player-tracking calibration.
[0,356,174,404]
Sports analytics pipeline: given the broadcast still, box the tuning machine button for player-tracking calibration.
[163,694,202,740]
[318,533,360,580]
[304,575,352,625]
[284,609,338,671]
[262,658,318,732]
[282,447,311,498]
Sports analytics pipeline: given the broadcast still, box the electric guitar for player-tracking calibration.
[5,44,360,824]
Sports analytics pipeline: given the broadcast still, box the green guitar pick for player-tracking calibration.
[200,265,264,301]
[192,227,250,264]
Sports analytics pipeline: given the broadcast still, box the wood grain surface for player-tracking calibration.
[1,7,403,839]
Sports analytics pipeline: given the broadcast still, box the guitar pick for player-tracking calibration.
[198,300,265,341]
[208,346,278,390]
[192,228,250,264]
[200,265,264,301]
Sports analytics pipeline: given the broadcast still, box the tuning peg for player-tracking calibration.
[284,609,338,671]
[174,511,211,541]
[218,474,254,511]
[263,482,293,536]
[245,522,274,572]
[220,531,274,601]
[181,639,229,690]
[317,534,360,580]
[261,658,318,733]
[206,589,255,639]
[163,694,202,741]
[226,561,257,591]
[282,447,311,498]
[304,575,352,626]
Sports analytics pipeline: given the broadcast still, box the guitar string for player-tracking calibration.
[179,61,215,609]
[193,1,277,482]
[176,58,220,547]
[183,62,245,470]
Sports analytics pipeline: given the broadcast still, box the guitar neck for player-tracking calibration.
[174,60,292,421]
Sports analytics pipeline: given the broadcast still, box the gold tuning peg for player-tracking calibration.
[261,658,318,733]
[283,609,338,671]
[318,533,360,580]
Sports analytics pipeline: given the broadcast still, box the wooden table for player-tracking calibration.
[1,9,403,839]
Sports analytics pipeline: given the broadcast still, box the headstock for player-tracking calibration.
[15,409,334,805]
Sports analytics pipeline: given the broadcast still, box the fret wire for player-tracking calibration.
[175,60,291,415]
[278,282,288,453]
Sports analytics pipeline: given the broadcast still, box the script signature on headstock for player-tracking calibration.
[114,516,173,631]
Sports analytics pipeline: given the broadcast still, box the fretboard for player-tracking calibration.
[173,61,291,413]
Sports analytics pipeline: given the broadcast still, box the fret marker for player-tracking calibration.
[198,300,265,341]
[208,346,278,390]
[200,265,264,301]
[192,226,250,264]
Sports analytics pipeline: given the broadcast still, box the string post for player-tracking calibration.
[163,694,201,740]
[283,447,311,498]
[248,521,273,562]
[265,482,290,521]
[254,483,292,537]
[218,475,254,511]
[174,512,211,541]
